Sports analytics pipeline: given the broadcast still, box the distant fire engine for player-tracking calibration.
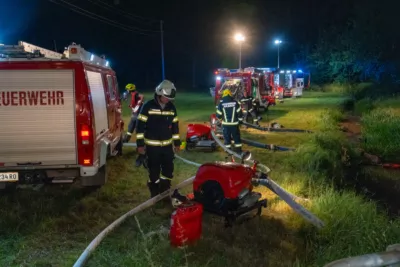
[261,68,310,98]
[0,41,123,190]
[212,68,276,113]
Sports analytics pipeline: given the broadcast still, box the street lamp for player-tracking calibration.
[234,33,245,69]
[274,39,282,69]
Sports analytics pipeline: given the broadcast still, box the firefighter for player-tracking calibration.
[123,83,144,143]
[216,88,243,153]
[136,80,181,199]
[240,89,260,126]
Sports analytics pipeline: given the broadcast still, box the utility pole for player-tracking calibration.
[238,42,242,69]
[192,56,196,88]
[53,40,57,52]
[160,20,165,80]
[277,44,280,69]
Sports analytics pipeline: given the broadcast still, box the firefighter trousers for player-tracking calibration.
[127,113,138,134]
[145,145,174,197]
[222,125,242,152]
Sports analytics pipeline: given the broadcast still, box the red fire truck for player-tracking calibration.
[213,68,276,112]
[0,41,124,190]
[261,68,310,98]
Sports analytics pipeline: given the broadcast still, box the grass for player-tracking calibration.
[349,96,400,162]
[1,90,400,267]
[361,108,400,162]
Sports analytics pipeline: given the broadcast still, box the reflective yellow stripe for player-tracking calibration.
[160,175,172,180]
[234,143,242,147]
[138,114,148,122]
[148,110,175,116]
[136,133,144,139]
[216,110,222,115]
[222,121,239,125]
[144,138,173,146]
[172,134,180,140]
[222,108,227,122]
[236,107,241,113]
[172,116,178,123]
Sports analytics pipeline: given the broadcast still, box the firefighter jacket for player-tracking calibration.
[136,94,180,148]
[216,95,243,126]
[240,96,257,112]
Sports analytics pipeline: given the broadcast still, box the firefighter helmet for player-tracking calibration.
[222,89,232,97]
[125,83,136,91]
[155,80,176,100]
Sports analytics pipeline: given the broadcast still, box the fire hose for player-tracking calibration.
[323,244,400,267]
[241,138,295,152]
[241,121,313,133]
[213,123,295,152]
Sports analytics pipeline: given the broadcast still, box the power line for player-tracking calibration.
[56,0,160,33]
[47,0,160,35]
[88,0,160,24]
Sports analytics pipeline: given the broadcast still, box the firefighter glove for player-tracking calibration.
[135,154,148,169]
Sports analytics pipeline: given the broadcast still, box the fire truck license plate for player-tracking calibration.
[0,172,19,182]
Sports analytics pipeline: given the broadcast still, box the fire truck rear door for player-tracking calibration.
[0,69,77,166]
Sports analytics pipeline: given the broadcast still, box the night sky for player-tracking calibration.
[1,0,355,90]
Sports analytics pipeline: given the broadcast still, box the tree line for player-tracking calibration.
[295,1,400,86]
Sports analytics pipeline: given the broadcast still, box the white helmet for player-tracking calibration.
[155,80,176,100]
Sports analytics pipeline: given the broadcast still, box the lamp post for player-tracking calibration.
[234,33,245,69]
[274,39,282,69]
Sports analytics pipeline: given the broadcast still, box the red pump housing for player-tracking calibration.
[193,162,255,199]
[186,123,212,141]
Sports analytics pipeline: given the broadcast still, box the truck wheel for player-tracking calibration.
[81,165,108,187]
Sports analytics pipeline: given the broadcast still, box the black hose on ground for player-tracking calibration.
[241,138,295,152]
[241,121,313,133]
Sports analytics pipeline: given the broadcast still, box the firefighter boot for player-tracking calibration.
[152,179,173,217]
[159,179,172,202]
[148,182,159,198]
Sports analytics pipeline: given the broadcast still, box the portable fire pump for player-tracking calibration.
[171,139,325,233]
[185,123,217,151]
[213,68,276,113]
[191,160,268,226]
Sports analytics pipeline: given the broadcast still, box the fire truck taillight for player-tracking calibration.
[81,125,90,145]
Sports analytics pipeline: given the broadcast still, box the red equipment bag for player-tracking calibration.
[169,201,203,247]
